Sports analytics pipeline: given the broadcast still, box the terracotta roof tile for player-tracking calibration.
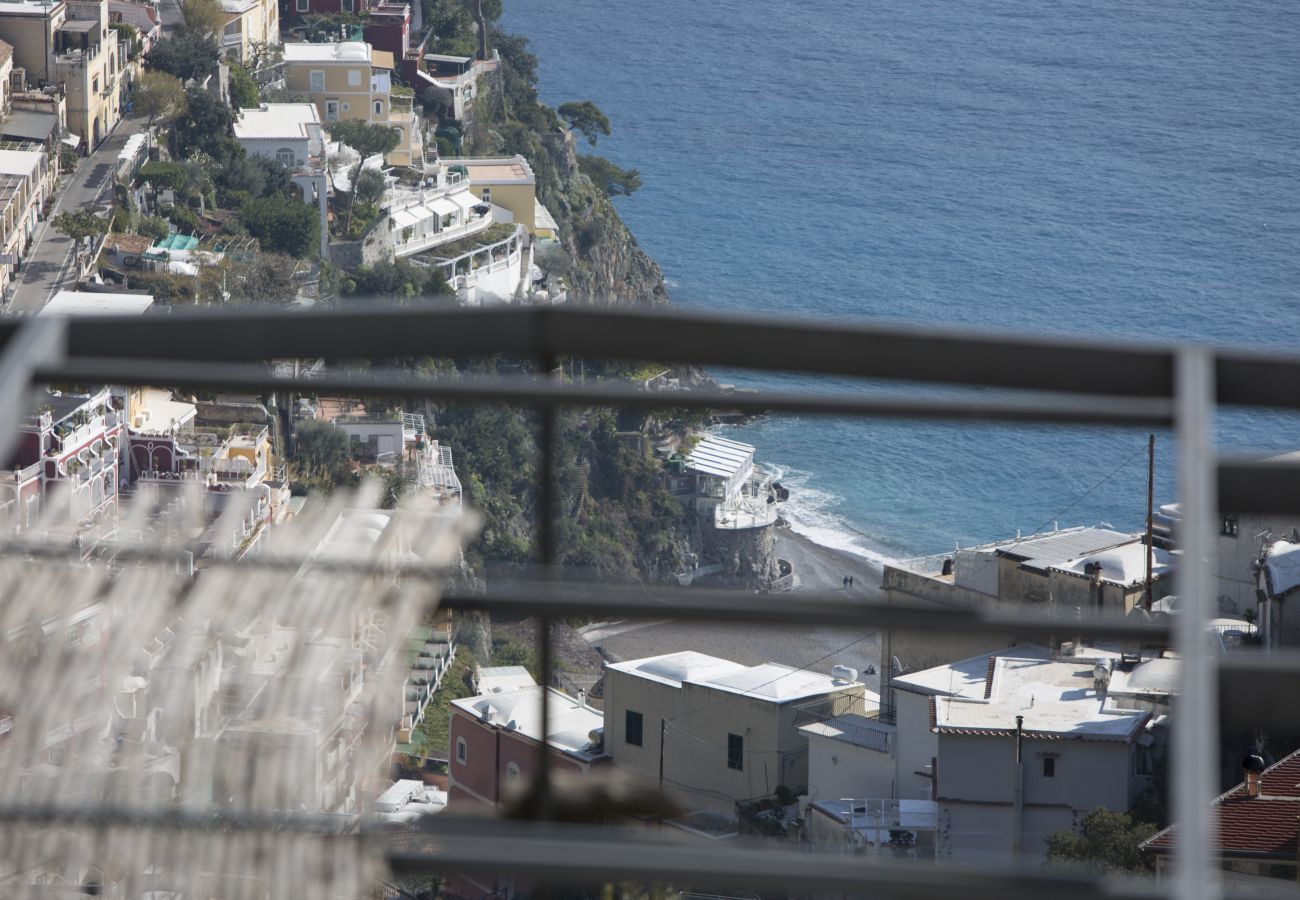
[1144,748,1300,859]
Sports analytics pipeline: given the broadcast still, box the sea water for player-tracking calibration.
[503,0,1300,559]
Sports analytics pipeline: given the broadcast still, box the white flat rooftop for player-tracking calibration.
[608,650,864,704]
[234,103,320,140]
[892,644,1052,698]
[451,685,604,760]
[0,147,42,177]
[451,155,535,185]
[798,712,892,752]
[934,656,1148,742]
[41,290,154,316]
[283,40,371,64]
[476,664,536,694]
[685,435,754,480]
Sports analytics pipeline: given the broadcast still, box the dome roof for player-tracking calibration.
[337,41,369,60]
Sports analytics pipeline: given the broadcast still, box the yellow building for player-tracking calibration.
[456,155,559,239]
[0,0,124,149]
[219,0,279,65]
[282,41,420,167]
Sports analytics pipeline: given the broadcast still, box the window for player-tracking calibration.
[1043,757,1055,778]
[373,100,383,116]
[727,733,743,771]
[1221,516,1239,537]
[295,0,307,11]
[480,187,491,204]
[348,69,361,87]
[92,75,99,93]
[325,99,339,122]
[342,0,353,10]
[309,69,325,92]
[276,148,295,168]
[624,710,643,747]
[455,736,467,765]
[506,762,520,784]
[341,102,350,112]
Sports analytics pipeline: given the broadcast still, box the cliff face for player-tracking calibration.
[471,78,671,309]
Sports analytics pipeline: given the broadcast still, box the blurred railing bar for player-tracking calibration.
[0,317,66,467]
[35,361,1176,428]
[2,306,1182,398]
[1218,459,1300,514]
[389,819,1166,900]
[439,580,1173,641]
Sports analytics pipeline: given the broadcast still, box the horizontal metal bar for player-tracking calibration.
[1215,349,1300,409]
[10,305,1188,398]
[389,818,1163,900]
[440,578,1172,641]
[35,359,1175,427]
[0,803,359,835]
[1217,458,1300,514]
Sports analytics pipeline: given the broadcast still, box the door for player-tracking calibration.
[325,100,339,122]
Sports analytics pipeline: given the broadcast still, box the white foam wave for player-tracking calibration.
[766,463,901,568]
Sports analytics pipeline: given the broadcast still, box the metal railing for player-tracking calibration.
[3,305,1300,899]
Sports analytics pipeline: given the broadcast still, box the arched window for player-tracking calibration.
[276,148,294,168]
[373,100,383,116]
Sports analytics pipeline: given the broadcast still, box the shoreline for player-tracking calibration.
[774,525,885,599]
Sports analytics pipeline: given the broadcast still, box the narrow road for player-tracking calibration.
[157,0,184,34]
[8,116,146,313]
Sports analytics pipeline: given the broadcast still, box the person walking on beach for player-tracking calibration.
[848,575,854,588]
[842,576,848,589]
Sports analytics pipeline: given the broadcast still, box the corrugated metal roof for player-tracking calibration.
[993,527,1134,571]
[684,435,754,479]
[798,713,892,753]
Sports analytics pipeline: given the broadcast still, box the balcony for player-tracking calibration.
[0,307,1294,900]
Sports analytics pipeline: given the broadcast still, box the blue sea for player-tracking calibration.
[503,0,1300,561]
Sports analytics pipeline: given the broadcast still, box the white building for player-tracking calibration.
[602,651,870,814]
[799,712,896,803]
[41,289,154,316]
[233,103,329,259]
[893,648,1158,863]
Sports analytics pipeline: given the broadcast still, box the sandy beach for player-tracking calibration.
[579,526,887,682]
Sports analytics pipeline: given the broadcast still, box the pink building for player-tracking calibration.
[447,684,608,898]
[3,388,123,540]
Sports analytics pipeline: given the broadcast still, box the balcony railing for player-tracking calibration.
[0,306,1298,900]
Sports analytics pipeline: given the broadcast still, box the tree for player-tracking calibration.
[294,420,350,479]
[344,166,386,236]
[229,63,260,110]
[578,154,642,197]
[134,70,188,126]
[145,30,219,83]
[51,211,109,250]
[1044,808,1158,876]
[239,195,320,258]
[343,259,448,300]
[198,253,299,304]
[558,100,610,146]
[171,87,237,161]
[329,119,401,160]
[181,0,225,40]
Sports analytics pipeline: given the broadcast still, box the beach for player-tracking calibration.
[579,526,886,683]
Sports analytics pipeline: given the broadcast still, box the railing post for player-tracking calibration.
[1173,346,1220,900]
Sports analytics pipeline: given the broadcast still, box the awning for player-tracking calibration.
[429,196,459,217]
[450,192,479,213]
[61,134,81,149]
[391,208,421,229]
[0,110,58,142]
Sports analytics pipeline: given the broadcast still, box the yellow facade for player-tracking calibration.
[219,0,280,65]
[469,183,535,232]
[0,0,123,149]
[283,42,419,167]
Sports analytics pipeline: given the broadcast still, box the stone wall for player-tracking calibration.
[701,520,779,588]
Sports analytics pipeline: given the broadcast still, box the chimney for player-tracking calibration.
[1243,754,1265,798]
